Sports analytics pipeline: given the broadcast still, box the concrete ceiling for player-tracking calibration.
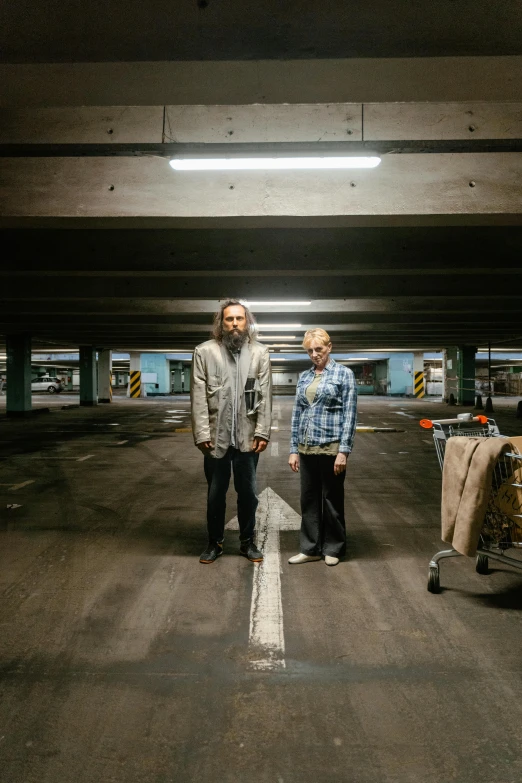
[1,226,521,352]
[1,13,522,357]
[2,0,522,63]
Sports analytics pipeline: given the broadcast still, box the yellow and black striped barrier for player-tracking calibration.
[414,371,425,398]
[129,370,141,398]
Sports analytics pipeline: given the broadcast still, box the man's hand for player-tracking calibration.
[334,452,348,475]
[288,453,300,473]
[252,437,268,454]
[197,441,213,453]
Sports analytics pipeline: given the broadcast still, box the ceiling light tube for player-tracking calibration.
[257,324,302,329]
[169,157,381,171]
[257,335,296,340]
[247,301,311,306]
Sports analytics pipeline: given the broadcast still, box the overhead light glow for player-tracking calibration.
[258,335,296,340]
[247,301,311,306]
[347,357,370,360]
[257,324,301,329]
[169,157,381,171]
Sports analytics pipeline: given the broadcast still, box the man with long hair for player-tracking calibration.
[191,299,272,564]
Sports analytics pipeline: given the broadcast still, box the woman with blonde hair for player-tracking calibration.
[288,328,357,566]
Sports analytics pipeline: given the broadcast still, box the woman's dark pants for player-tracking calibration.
[299,453,347,557]
[204,447,259,543]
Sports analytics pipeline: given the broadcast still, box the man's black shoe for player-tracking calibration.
[239,540,264,562]
[199,541,223,564]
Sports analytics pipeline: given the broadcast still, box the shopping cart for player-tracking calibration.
[420,413,522,593]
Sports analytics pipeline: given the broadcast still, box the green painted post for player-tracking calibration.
[6,333,32,416]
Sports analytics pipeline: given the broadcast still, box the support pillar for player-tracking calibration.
[6,333,32,416]
[79,346,97,406]
[457,345,476,406]
[98,349,112,403]
[127,352,143,398]
[412,352,425,398]
[444,347,458,404]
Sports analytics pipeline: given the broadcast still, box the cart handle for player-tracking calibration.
[420,415,488,429]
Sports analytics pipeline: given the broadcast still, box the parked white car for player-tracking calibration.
[31,376,63,394]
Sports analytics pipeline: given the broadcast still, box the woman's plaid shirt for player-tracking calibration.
[290,359,357,454]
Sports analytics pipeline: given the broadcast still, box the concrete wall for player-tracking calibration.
[140,353,169,395]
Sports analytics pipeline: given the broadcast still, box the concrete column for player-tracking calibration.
[458,345,477,406]
[98,349,112,403]
[6,333,32,416]
[444,347,458,403]
[79,346,97,406]
[127,352,144,398]
[412,351,425,398]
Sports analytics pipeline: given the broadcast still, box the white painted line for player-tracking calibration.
[76,455,95,462]
[270,442,279,457]
[398,451,409,454]
[116,440,129,445]
[394,411,416,419]
[226,488,301,671]
[9,480,35,491]
[6,504,22,510]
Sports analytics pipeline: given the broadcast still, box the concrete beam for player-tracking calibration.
[1,154,521,219]
[0,107,164,144]
[364,102,522,141]
[2,103,521,146]
[1,272,520,298]
[2,58,522,107]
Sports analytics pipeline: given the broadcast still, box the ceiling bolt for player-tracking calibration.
[468,125,476,132]
[350,181,356,187]
[107,128,114,135]
[347,129,353,135]
[469,180,476,187]
[108,185,115,191]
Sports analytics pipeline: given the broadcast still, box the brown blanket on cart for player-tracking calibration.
[441,436,512,556]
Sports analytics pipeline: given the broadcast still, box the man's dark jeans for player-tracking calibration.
[204,447,260,543]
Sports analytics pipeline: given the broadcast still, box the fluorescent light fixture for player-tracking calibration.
[347,357,370,360]
[257,324,301,329]
[270,357,287,361]
[265,343,298,348]
[248,301,311,306]
[258,335,296,340]
[169,157,381,171]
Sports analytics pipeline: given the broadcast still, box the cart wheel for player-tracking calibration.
[427,566,441,593]
[476,554,489,575]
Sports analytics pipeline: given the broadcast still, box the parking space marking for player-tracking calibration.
[76,455,95,462]
[9,480,35,491]
[116,440,129,445]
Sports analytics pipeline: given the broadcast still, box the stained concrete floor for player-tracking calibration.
[1,395,522,783]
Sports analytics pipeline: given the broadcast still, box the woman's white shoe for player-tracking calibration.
[288,553,321,564]
[324,556,340,566]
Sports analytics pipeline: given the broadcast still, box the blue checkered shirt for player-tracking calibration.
[290,359,357,454]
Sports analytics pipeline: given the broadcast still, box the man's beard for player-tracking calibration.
[223,328,248,351]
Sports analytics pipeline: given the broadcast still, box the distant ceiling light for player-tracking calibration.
[169,157,381,171]
[270,358,287,361]
[257,335,296,340]
[247,301,312,306]
[257,324,302,329]
[347,357,370,360]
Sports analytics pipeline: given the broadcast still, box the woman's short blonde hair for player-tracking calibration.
[302,328,331,348]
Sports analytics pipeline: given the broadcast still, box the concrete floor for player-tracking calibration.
[1,395,522,783]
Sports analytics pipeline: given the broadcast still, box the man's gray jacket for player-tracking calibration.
[191,339,272,459]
